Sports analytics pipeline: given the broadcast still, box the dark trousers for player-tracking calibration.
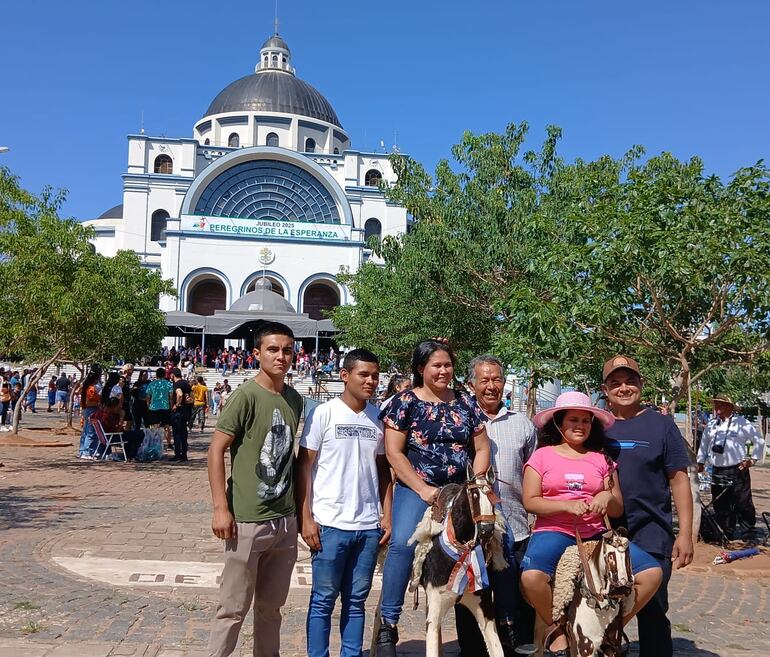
[636,555,672,657]
[712,465,756,537]
[170,408,189,458]
[122,430,145,460]
[132,399,149,429]
[456,537,534,657]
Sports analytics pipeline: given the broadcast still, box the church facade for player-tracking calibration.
[86,33,407,325]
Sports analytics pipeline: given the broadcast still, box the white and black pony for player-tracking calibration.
[409,466,508,657]
[536,528,636,657]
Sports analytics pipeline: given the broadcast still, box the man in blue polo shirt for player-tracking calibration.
[601,356,694,657]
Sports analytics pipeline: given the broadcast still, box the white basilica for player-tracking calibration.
[86,32,407,345]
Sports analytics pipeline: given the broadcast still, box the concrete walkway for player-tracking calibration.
[0,412,768,656]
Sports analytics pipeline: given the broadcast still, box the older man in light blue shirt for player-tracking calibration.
[455,354,537,657]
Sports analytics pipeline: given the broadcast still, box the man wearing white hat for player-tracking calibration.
[697,394,764,539]
[601,356,693,657]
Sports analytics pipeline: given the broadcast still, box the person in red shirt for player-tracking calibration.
[92,398,145,460]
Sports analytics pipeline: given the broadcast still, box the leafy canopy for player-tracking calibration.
[333,123,770,404]
[0,166,176,365]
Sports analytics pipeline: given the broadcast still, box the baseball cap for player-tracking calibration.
[602,355,641,382]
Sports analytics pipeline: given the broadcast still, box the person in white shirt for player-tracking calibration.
[296,348,393,657]
[697,394,765,539]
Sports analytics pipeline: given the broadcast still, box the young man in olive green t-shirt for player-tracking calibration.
[206,322,303,657]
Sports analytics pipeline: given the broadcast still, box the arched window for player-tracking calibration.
[305,138,316,153]
[204,138,210,145]
[333,147,340,154]
[364,169,382,186]
[188,278,226,316]
[151,209,169,242]
[228,132,240,148]
[154,154,173,175]
[271,54,278,67]
[364,218,382,242]
[263,55,268,66]
[266,132,279,147]
[303,281,340,320]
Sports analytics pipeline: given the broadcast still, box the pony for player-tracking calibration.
[536,528,636,657]
[409,466,508,657]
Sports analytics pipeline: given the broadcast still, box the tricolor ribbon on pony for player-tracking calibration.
[438,524,490,594]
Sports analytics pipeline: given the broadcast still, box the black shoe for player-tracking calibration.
[497,619,519,650]
[169,455,181,461]
[376,621,398,657]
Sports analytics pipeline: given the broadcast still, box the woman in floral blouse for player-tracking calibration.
[376,339,492,656]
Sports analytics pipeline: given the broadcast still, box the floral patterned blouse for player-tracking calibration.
[381,389,486,486]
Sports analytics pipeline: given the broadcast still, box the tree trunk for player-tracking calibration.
[65,362,85,429]
[11,348,66,435]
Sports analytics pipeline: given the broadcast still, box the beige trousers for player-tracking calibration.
[207,515,298,657]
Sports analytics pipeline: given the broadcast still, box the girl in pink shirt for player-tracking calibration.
[519,392,662,657]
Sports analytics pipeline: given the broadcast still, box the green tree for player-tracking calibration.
[0,167,176,433]
[333,124,770,422]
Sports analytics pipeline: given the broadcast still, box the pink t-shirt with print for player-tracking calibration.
[525,446,615,538]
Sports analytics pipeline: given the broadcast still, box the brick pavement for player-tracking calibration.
[0,413,768,656]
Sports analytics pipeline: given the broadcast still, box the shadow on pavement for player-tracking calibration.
[364,640,460,656]
[0,484,83,530]
[628,638,726,656]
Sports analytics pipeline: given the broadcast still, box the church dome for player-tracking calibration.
[202,33,342,128]
[205,72,342,127]
[229,288,297,314]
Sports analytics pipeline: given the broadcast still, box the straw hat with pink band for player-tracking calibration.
[531,390,615,430]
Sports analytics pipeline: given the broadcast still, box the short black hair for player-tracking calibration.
[155,367,165,379]
[254,321,295,348]
[171,367,182,378]
[342,349,379,372]
[105,397,121,409]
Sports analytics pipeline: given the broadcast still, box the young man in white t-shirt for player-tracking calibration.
[297,348,393,657]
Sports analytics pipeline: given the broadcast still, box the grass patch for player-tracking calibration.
[13,601,40,611]
[21,621,43,634]
[672,623,692,633]
[180,601,201,612]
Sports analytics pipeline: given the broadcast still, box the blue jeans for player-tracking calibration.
[521,530,660,576]
[307,525,382,657]
[637,554,673,657]
[380,483,429,626]
[79,407,98,456]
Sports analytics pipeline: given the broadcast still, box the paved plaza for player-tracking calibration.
[0,414,768,657]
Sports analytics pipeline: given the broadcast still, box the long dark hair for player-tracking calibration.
[101,372,121,405]
[80,370,101,407]
[538,409,608,453]
[385,374,411,399]
[411,340,455,388]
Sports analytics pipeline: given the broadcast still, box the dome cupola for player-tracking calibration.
[256,33,294,75]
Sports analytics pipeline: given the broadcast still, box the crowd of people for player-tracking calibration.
[0,367,85,430]
[199,323,764,657]
[151,343,343,384]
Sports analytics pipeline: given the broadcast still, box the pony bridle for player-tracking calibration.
[442,471,500,550]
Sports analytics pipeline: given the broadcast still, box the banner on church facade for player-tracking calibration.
[180,215,352,242]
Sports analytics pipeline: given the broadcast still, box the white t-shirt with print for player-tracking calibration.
[300,397,385,530]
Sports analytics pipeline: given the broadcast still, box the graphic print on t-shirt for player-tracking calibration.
[256,408,293,501]
[606,439,651,452]
[335,424,378,441]
[564,473,585,492]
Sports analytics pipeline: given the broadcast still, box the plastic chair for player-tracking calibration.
[92,419,126,461]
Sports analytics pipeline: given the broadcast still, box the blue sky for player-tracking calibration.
[1,1,768,220]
